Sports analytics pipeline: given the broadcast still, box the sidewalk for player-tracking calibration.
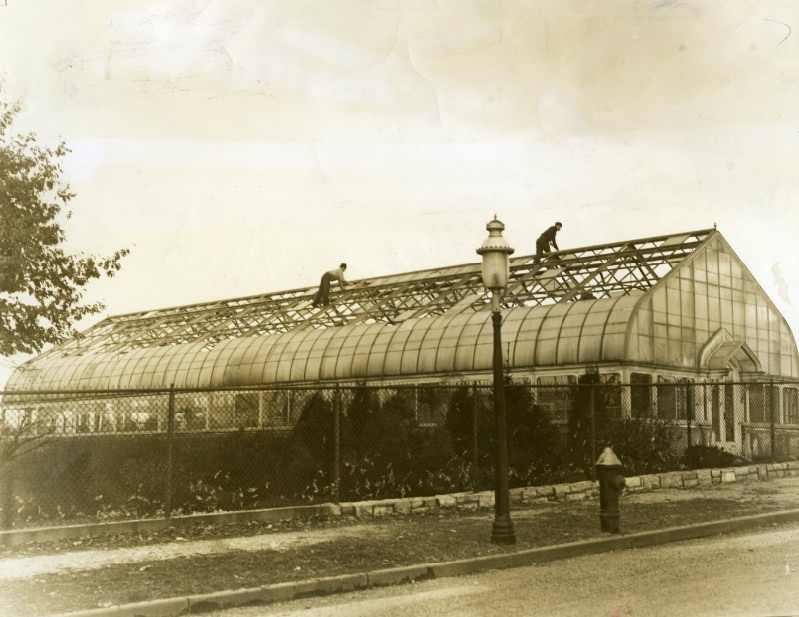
[3,473,799,617]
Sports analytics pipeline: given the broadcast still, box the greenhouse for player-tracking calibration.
[3,226,799,525]
[7,227,798,391]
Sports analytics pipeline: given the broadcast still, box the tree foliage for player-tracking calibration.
[0,94,129,355]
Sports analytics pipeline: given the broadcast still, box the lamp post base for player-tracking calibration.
[490,518,516,545]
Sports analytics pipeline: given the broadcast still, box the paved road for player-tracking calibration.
[204,523,799,617]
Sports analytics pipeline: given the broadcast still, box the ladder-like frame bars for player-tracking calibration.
[56,229,715,355]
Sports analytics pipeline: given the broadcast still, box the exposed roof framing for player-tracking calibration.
[58,228,716,356]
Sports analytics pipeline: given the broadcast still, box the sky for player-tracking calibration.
[1,0,798,385]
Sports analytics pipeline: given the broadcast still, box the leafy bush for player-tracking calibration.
[446,380,564,489]
[606,417,683,475]
[682,445,749,470]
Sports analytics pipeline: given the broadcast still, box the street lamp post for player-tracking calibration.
[476,216,516,545]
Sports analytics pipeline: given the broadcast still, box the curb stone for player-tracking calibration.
[53,508,799,617]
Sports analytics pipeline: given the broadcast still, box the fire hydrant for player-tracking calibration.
[595,446,625,533]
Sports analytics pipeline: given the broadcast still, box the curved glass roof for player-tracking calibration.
[13,227,795,390]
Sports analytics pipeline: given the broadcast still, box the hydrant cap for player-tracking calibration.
[595,446,623,467]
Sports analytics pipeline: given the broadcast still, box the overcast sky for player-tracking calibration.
[1,0,798,384]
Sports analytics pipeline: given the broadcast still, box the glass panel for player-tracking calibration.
[536,338,558,365]
[696,294,708,320]
[383,324,415,376]
[667,286,680,317]
[557,337,580,363]
[319,329,352,380]
[536,375,576,422]
[418,322,448,374]
[720,299,733,325]
[652,291,667,313]
[785,388,799,424]
[654,338,669,363]
[401,319,436,374]
[706,251,719,273]
[366,327,396,376]
[630,372,652,417]
[578,334,603,363]
[435,315,472,373]
[302,329,339,382]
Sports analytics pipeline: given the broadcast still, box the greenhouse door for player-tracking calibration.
[712,367,739,451]
[720,365,740,452]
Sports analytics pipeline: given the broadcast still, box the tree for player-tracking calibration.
[0,93,129,356]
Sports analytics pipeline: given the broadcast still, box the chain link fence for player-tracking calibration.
[2,377,798,529]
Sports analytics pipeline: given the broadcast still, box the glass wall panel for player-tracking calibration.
[318,328,353,380]
[513,307,544,353]
[695,291,708,321]
[301,328,339,381]
[557,338,580,364]
[720,299,733,326]
[472,317,494,371]
[243,336,280,384]
[331,324,371,379]
[630,372,652,417]
[536,305,570,365]
[210,343,240,386]
[653,337,669,364]
[652,291,667,314]
[434,314,474,373]
[400,318,436,375]
[667,286,681,324]
[417,320,449,374]
[578,334,603,363]
[382,323,416,376]
[289,330,322,381]
[258,335,290,382]
[785,388,799,424]
[119,348,157,388]
[636,307,652,337]
[351,328,380,377]
[694,255,707,281]
[536,339,558,365]
[366,326,396,376]
[536,375,576,422]
[197,350,223,388]
[656,376,692,420]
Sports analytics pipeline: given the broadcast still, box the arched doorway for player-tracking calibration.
[699,329,763,453]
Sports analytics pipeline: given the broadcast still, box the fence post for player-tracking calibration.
[165,384,175,519]
[472,384,479,491]
[769,380,776,463]
[687,384,693,449]
[333,386,341,504]
[1,464,14,529]
[589,384,596,480]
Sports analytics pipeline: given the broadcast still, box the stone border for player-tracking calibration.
[337,461,799,517]
[3,461,798,547]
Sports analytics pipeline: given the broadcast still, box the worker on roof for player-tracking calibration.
[535,222,562,263]
[312,263,349,307]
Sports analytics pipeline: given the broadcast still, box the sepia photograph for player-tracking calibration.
[2,1,799,615]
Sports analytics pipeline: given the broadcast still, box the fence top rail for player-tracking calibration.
[2,378,799,400]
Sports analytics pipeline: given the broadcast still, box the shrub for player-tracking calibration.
[607,417,683,475]
[682,445,749,469]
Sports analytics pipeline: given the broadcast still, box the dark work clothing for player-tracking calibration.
[535,225,560,263]
[312,272,335,307]
[312,267,348,307]
[538,226,560,251]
